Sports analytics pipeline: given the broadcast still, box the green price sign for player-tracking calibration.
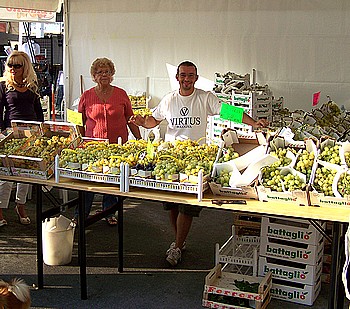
[220,103,244,123]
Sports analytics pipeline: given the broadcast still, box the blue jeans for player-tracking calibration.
[75,192,119,219]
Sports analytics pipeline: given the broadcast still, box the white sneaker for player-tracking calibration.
[166,241,186,255]
[166,248,181,266]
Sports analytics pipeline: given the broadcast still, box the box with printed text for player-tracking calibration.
[260,216,325,246]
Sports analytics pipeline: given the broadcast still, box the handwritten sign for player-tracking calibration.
[67,109,83,126]
[220,103,244,123]
[312,91,321,106]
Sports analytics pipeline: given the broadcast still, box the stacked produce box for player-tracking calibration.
[5,121,79,179]
[0,121,42,176]
[207,71,251,144]
[215,225,260,277]
[208,71,280,144]
[258,216,324,306]
[202,264,272,309]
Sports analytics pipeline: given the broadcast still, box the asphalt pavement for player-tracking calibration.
[0,187,346,308]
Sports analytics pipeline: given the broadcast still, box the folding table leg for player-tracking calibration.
[118,198,124,273]
[36,184,44,289]
[78,191,87,300]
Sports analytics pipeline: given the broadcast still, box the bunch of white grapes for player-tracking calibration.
[337,172,350,197]
[214,169,232,187]
[217,146,240,163]
[313,166,337,196]
[295,150,315,181]
[318,145,341,164]
[261,168,305,192]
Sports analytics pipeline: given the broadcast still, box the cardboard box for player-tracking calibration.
[269,276,321,306]
[203,264,271,309]
[8,121,79,179]
[258,255,322,285]
[260,216,325,246]
[210,131,273,199]
[257,185,309,206]
[259,236,324,265]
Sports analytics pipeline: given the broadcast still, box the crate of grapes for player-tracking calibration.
[0,121,43,175]
[8,121,79,179]
[56,138,127,185]
[308,139,346,207]
[202,264,272,309]
[209,130,270,200]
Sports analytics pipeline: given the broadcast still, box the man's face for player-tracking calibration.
[176,65,198,93]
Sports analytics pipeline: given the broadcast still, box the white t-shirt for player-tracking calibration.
[152,88,221,142]
[21,40,40,62]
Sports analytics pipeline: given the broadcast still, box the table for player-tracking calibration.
[0,175,348,309]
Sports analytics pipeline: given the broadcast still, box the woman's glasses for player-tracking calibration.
[96,70,112,76]
[7,63,23,69]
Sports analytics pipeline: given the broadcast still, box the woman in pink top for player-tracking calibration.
[76,57,141,225]
[78,58,140,143]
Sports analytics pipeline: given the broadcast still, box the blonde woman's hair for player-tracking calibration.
[3,51,39,95]
[90,57,115,82]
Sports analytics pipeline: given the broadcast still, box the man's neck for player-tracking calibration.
[179,88,195,96]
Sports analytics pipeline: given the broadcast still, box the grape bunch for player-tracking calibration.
[153,159,180,180]
[295,149,315,181]
[261,168,306,192]
[217,145,239,163]
[337,172,350,197]
[313,166,337,196]
[214,169,232,187]
[318,145,341,164]
[0,137,28,155]
[268,147,296,168]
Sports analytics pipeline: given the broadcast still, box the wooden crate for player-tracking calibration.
[203,264,271,309]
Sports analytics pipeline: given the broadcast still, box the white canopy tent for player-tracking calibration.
[1,0,350,112]
[64,0,350,111]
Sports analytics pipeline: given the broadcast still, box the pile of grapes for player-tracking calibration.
[260,147,306,192]
[337,172,350,197]
[0,137,28,155]
[294,149,315,182]
[313,144,341,196]
[59,139,226,181]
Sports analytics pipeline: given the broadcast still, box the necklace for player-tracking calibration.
[14,81,26,88]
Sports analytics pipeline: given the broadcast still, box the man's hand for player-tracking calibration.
[255,118,269,128]
[129,115,146,127]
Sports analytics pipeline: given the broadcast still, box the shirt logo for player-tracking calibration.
[180,107,189,116]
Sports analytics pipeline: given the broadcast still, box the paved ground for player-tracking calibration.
[0,187,348,308]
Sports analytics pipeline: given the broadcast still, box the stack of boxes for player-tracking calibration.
[207,72,251,144]
[258,216,324,306]
[207,70,283,145]
[203,223,272,309]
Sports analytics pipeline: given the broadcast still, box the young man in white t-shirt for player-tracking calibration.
[130,61,268,266]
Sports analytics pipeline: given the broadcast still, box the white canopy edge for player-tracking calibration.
[0,0,63,12]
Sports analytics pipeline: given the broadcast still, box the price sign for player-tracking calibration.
[220,103,244,123]
[67,108,83,126]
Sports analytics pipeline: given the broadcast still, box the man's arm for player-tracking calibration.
[129,114,161,129]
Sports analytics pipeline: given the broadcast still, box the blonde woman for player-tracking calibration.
[0,51,44,227]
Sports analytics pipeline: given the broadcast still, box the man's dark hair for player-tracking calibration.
[177,61,197,75]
